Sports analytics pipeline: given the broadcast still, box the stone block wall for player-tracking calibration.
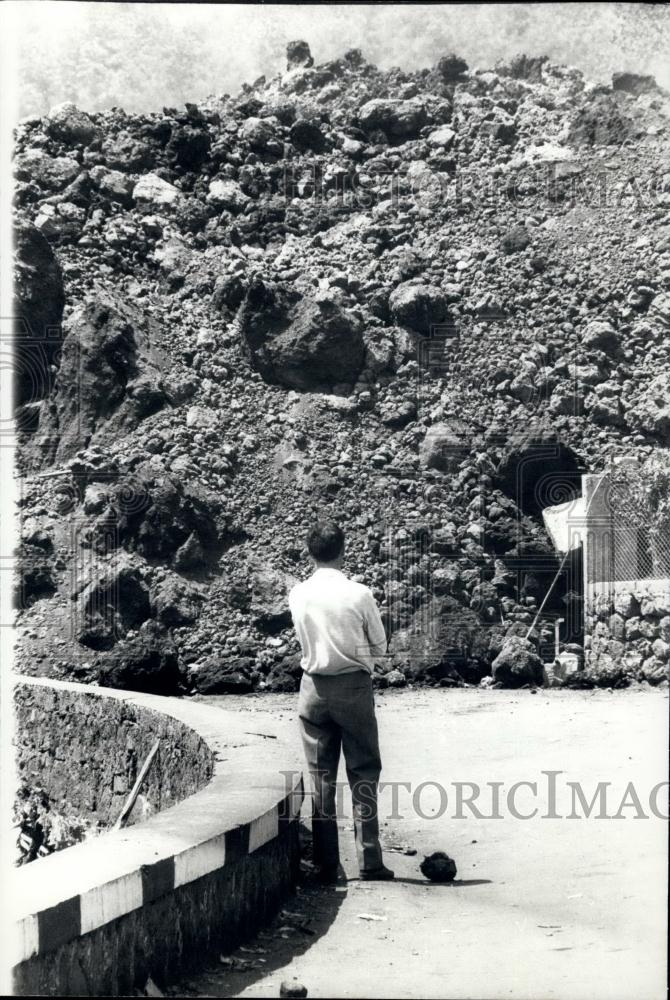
[585,579,670,683]
[15,681,214,829]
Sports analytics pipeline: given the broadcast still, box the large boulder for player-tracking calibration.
[240,116,277,152]
[34,201,86,243]
[501,225,531,254]
[101,131,155,171]
[150,576,204,627]
[426,126,456,149]
[286,40,314,71]
[13,220,65,406]
[289,119,326,151]
[419,422,470,472]
[132,173,181,208]
[207,178,250,212]
[97,621,181,694]
[436,54,468,81]
[74,556,151,650]
[45,102,99,145]
[89,166,135,206]
[389,597,491,684]
[389,283,450,334]
[612,72,658,96]
[39,293,166,462]
[101,462,230,569]
[492,636,544,687]
[239,280,365,391]
[582,320,619,354]
[16,541,56,608]
[568,94,634,147]
[358,99,428,139]
[165,124,211,171]
[192,657,255,694]
[14,150,81,190]
[250,565,299,633]
[265,654,303,692]
[212,273,246,312]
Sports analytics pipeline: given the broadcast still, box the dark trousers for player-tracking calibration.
[298,670,384,874]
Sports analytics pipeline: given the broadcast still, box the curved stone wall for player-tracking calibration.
[15,678,214,829]
[10,676,304,997]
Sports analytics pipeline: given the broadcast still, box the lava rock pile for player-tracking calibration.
[13,43,670,693]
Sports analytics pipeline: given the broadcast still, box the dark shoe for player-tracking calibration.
[359,865,395,881]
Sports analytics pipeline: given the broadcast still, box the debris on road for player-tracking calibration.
[420,852,458,882]
[218,955,260,971]
[280,980,308,998]
[387,842,417,855]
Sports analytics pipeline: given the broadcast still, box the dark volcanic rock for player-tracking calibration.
[389,283,450,334]
[45,102,99,145]
[265,654,303,692]
[101,131,155,171]
[39,292,166,463]
[108,463,231,568]
[436,53,468,81]
[75,557,151,650]
[498,54,548,82]
[240,279,365,390]
[97,622,181,694]
[13,220,65,406]
[280,979,308,999]
[358,99,428,139]
[14,151,81,190]
[501,225,531,254]
[628,374,670,442]
[420,422,470,472]
[286,40,314,70]
[250,565,299,633]
[12,41,670,695]
[16,542,56,608]
[166,124,211,171]
[289,119,326,151]
[568,93,634,146]
[192,657,255,694]
[212,273,246,311]
[150,576,204,626]
[612,72,658,96]
[492,635,544,687]
[420,851,457,882]
[582,320,619,354]
[390,597,485,682]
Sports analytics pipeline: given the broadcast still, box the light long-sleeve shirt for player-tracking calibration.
[288,567,387,675]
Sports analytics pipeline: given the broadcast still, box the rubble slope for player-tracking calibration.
[13,45,670,692]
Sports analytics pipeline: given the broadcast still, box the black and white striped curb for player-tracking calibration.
[13,783,303,965]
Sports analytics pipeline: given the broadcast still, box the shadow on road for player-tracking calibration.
[169,832,347,998]
[388,877,492,887]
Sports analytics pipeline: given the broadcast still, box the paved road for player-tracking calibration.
[172,687,668,1000]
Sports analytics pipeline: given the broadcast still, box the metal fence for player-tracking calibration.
[605,468,670,582]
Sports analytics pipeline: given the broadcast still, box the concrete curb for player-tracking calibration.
[11,676,303,992]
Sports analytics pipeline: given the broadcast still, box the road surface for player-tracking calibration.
[169,686,668,1000]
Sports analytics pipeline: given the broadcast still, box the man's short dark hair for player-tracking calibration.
[306,520,344,562]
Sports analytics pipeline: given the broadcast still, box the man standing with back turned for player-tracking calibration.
[289,520,394,884]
